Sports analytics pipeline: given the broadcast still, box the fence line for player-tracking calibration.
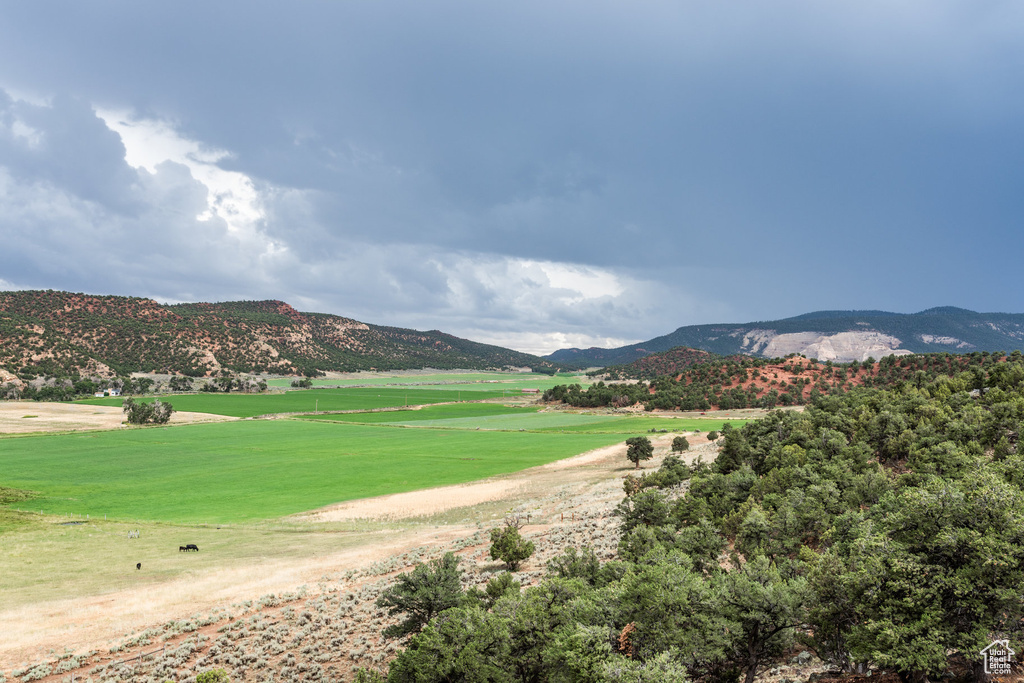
[113,642,167,668]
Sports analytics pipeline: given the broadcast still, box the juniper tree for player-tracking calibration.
[626,436,654,469]
[376,552,464,640]
[671,435,690,453]
[489,518,535,571]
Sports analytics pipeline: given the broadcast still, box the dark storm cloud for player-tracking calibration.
[0,1,1022,352]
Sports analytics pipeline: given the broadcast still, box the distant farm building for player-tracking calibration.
[522,388,540,394]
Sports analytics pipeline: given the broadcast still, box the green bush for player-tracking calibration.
[122,398,174,425]
[376,552,463,640]
[490,522,535,570]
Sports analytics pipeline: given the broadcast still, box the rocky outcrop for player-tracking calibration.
[761,331,912,362]
[737,329,775,354]
[919,334,972,349]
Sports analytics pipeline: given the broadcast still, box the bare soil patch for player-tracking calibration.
[0,402,235,435]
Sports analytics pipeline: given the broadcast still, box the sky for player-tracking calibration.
[1,1,1022,355]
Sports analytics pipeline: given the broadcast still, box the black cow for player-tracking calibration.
[179,545,188,552]
[186,544,199,552]
[136,562,141,570]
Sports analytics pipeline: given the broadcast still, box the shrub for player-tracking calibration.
[489,520,535,571]
[196,669,230,683]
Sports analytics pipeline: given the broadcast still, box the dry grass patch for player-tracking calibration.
[0,402,235,435]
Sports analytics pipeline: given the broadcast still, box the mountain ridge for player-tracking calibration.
[0,290,549,381]
[547,308,1024,366]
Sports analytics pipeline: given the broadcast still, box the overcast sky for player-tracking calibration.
[1,2,1022,355]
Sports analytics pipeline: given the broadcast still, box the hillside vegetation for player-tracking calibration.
[548,350,1018,411]
[373,359,1024,683]
[0,290,550,381]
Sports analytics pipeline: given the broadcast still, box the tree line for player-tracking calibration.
[546,351,1020,412]
[0,371,267,402]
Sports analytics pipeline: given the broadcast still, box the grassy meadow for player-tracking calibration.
[299,402,542,423]
[264,371,589,390]
[0,419,632,524]
[303,407,744,433]
[75,387,516,418]
[9,391,746,525]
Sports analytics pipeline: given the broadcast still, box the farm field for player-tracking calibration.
[299,402,542,423]
[529,415,744,433]
[304,408,745,433]
[0,419,633,524]
[74,387,515,418]
[264,371,588,390]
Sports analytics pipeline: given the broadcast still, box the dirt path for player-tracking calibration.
[294,441,631,523]
[0,433,720,680]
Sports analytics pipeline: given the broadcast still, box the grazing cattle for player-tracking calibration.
[136,562,141,570]
[179,546,188,552]
[186,544,199,552]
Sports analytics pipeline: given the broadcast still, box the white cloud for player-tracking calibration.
[0,94,299,303]
[96,109,280,253]
[0,277,28,291]
[522,260,624,302]
[0,88,735,357]
[9,119,42,148]
[463,330,639,357]
[442,256,627,315]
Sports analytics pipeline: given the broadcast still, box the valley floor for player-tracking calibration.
[0,434,720,682]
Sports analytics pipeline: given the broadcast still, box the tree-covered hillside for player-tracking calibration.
[0,290,550,380]
[547,351,1016,411]
[373,359,1024,683]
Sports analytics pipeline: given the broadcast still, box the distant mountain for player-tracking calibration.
[547,308,1024,366]
[0,290,548,381]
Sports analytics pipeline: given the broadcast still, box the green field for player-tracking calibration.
[300,402,746,433]
[0,420,632,524]
[75,387,517,418]
[265,372,588,390]
[308,412,743,433]
[529,418,741,433]
[300,402,541,424]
